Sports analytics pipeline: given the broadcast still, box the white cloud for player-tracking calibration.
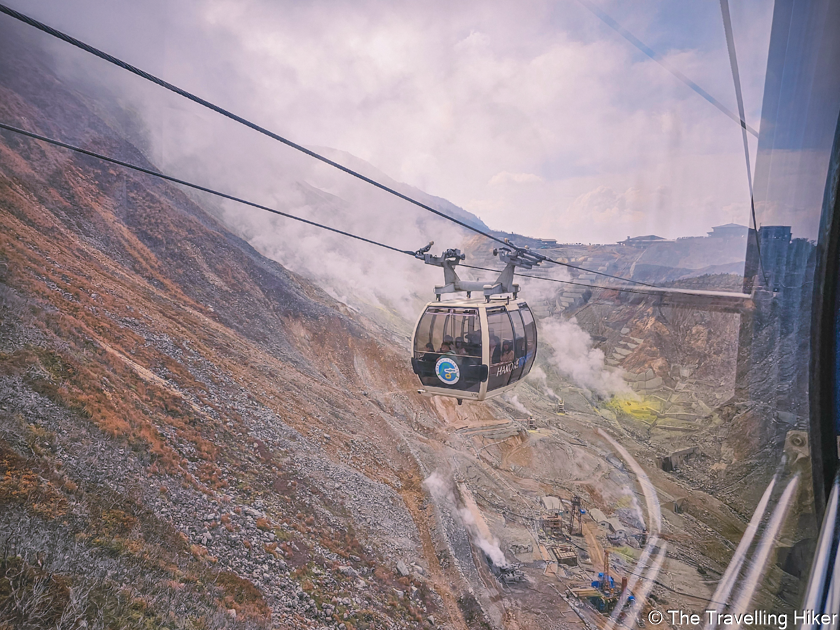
[540,318,630,397]
[15,0,777,295]
[568,185,647,225]
[173,0,772,245]
[489,171,544,186]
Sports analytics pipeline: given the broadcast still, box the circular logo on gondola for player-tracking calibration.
[435,356,460,385]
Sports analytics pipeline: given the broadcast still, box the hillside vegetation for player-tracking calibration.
[0,27,492,630]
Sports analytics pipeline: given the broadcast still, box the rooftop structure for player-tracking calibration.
[759,225,792,242]
[708,223,749,238]
[551,545,578,566]
[589,508,608,525]
[541,496,562,511]
[619,234,667,247]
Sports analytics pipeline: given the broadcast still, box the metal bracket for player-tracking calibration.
[415,239,545,299]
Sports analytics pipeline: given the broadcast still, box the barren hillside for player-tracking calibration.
[0,28,509,630]
[0,22,811,630]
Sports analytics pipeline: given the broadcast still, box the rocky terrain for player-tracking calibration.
[0,22,813,630]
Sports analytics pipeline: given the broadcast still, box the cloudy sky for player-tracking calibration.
[7,0,774,244]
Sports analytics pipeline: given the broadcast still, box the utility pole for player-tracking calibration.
[569,495,582,535]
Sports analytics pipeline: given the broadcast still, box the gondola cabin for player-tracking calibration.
[409,241,544,403]
[410,298,537,401]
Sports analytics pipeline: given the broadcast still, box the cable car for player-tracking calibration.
[410,242,542,402]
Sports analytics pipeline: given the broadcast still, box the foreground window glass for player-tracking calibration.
[413,306,483,392]
[0,1,839,628]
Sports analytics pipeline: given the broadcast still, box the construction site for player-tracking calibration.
[0,1,832,625]
[428,393,706,629]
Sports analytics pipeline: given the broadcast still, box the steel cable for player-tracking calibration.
[576,0,758,137]
[719,0,770,287]
[0,3,656,289]
[0,122,415,257]
[0,122,676,298]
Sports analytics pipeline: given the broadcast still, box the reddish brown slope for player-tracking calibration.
[0,26,481,630]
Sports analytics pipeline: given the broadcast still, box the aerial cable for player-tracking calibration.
[719,0,770,288]
[0,6,491,240]
[0,123,752,303]
[1,122,677,300]
[463,263,751,302]
[0,122,415,257]
[576,0,758,137]
[460,263,656,296]
[0,3,656,290]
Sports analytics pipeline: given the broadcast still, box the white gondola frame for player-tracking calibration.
[411,296,535,402]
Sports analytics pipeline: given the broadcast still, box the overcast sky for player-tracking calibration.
[7,0,774,244]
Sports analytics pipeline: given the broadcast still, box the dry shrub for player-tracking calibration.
[0,444,67,519]
[215,572,271,620]
[100,509,137,535]
[0,556,71,627]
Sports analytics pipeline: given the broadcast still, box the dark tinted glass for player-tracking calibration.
[508,309,527,383]
[520,305,537,376]
[413,306,482,392]
[487,308,515,390]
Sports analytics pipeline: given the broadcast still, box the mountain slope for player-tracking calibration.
[314,147,491,235]
[0,25,497,630]
[1,19,804,630]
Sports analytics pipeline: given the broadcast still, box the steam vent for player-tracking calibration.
[1,1,839,628]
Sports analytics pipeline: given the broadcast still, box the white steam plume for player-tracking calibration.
[59,64,480,323]
[540,318,629,397]
[456,500,507,567]
[210,149,473,321]
[507,394,531,416]
[528,366,559,400]
[423,471,507,567]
